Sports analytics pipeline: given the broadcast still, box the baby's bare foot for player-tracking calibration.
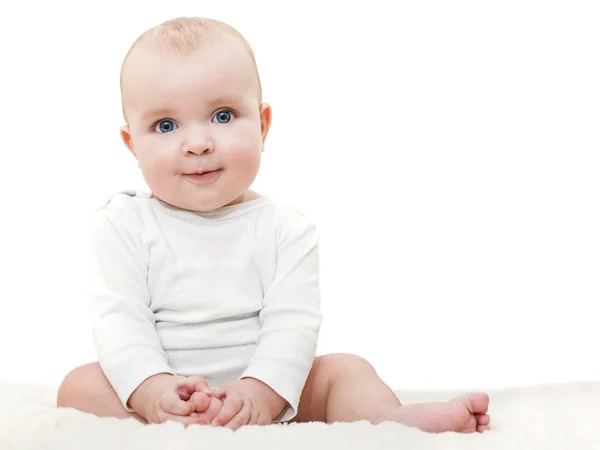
[189,392,223,425]
[378,393,490,433]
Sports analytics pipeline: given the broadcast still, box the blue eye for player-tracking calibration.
[213,110,234,124]
[155,119,178,133]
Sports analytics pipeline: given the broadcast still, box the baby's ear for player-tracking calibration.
[259,103,272,151]
[120,125,136,158]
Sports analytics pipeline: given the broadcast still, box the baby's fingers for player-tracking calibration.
[211,387,227,400]
[224,402,251,431]
[211,395,244,426]
[188,375,212,394]
[176,376,211,400]
[160,390,194,416]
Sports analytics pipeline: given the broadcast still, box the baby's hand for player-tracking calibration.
[129,374,214,426]
[210,378,286,430]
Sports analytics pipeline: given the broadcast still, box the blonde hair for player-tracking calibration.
[120,17,262,119]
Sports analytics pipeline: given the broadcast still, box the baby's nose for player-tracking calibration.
[183,142,214,155]
[182,129,215,155]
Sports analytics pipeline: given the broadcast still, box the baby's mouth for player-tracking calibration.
[184,169,222,182]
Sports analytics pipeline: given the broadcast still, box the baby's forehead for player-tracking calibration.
[123,34,253,85]
[124,51,252,93]
[120,24,262,119]
[121,47,260,115]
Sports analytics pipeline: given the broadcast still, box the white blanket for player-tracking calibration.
[0,380,597,449]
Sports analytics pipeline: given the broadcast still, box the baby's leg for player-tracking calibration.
[58,362,221,425]
[291,354,490,433]
[290,354,401,424]
[57,362,146,423]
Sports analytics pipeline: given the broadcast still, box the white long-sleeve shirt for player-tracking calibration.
[88,190,322,421]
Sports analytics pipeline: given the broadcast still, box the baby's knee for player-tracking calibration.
[57,362,99,408]
[316,353,374,376]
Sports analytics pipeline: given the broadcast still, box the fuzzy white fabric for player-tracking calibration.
[0,380,598,449]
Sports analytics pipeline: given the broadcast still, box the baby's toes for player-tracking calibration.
[190,391,211,413]
[476,413,491,426]
[462,393,490,415]
[189,398,223,425]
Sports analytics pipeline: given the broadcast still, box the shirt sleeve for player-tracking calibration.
[88,197,175,412]
[240,205,323,421]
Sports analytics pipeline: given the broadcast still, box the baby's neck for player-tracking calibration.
[242,190,261,202]
[152,189,261,214]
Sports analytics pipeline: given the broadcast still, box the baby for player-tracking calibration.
[57,17,491,433]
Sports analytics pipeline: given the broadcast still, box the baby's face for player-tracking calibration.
[120,34,269,212]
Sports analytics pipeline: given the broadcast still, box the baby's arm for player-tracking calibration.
[88,196,182,419]
[239,205,323,422]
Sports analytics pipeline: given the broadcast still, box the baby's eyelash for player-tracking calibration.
[215,108,236,116]
[149,109,238,131]
[150,118,175,131]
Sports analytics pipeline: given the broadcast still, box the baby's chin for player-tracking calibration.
[155,192,247,213]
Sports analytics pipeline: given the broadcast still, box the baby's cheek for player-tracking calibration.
[229,147,261,176]
[146,151,177,175]
[141,152,179,189]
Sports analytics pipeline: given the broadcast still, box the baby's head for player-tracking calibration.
[119,17,271,212]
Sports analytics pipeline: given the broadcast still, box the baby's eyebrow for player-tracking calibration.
[207,95,244,109]
[142,108,177,121]
[141,96,245,121]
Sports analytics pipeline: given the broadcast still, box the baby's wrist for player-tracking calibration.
[242,377,286,418]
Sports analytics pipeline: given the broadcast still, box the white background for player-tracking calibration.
[0,0,598,392]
